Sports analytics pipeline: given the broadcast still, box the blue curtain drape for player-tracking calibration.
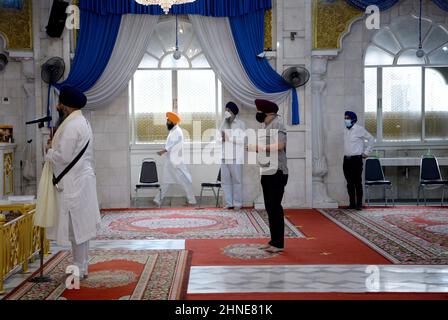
[79,0,272,16]
[346,0,448,12]
[0,0,22,9]
[229,10,300,124]
[432,0,448,11]
[54,11,121,91]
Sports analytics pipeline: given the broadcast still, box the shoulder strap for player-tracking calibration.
[53,141,90,186]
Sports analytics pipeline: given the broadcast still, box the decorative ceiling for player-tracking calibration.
[0,0,32,50]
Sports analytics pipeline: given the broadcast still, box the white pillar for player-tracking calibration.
[311,51,338,208]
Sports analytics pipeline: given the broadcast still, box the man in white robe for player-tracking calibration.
[45,85,101,279]
[220,102,246,210]
[154,112,196,206]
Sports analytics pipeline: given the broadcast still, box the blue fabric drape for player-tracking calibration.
[432,0,448,11]
[55,10,122,92]
[0,0,22,9]
[79,0,272,16]
[229,10,300,124]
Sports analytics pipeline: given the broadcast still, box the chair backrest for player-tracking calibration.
[365,158,385,182]
[217,169,221,182]
[139,158,158,184]
[421,156,442,181]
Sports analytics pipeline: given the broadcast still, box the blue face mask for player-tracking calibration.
[345,119,353,128]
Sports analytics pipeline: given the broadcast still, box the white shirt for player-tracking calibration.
[219,117,246,162]
[344,123,375,156]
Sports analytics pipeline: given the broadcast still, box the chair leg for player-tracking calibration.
[366,186,370,206]
[199,187,204,208]
[442,186,446,206]
[216,188,221,208]
[423,187,427,206]
[159,188,162,208]
[384,185,387,207]
[211,188,217,208]
[417,186,420,206]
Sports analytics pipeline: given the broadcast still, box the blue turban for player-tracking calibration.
[226,102,239,115]
[345,111,358,123]
[59,85,87,109]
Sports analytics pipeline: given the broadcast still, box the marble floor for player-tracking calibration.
[2,239,448,298]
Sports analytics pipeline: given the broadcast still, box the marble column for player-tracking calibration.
[311,53,338,208]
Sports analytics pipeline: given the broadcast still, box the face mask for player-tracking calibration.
[224,111,233,120]
[166,122,175,131]
[345,119,353,128]
[256,112,267,123]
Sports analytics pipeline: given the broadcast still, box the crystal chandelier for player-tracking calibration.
[135,0,197,14]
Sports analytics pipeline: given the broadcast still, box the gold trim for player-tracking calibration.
[0,0,33,51]
[264,9,273,51]
[313,0,363,50]
[3,152,13,196]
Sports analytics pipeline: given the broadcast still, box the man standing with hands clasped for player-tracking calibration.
[343,111,375,211]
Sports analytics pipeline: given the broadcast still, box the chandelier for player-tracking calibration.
[135,0,197,14]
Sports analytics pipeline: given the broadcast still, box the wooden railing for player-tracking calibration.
[0,204,49,294]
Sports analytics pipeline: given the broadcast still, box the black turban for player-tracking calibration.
[59,85,87,109]
[226,102,239,115]
[255,99,279,114]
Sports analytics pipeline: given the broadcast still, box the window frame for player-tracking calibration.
[365,63,448,146]
[129,16,222,146]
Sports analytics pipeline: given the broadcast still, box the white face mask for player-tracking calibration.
[224,111,232,119]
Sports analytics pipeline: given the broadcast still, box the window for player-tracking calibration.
[364,16,448,143]
[130,16,222,144]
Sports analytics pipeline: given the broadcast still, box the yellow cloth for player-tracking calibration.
[166,111,181,124]
[34,110,82,228]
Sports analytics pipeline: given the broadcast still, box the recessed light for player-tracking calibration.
[443,46,448,52]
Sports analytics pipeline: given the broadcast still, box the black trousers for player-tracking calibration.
[343,156,364,207]
[261,170,288,249]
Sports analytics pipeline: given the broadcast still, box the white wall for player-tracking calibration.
[323,0,448,204]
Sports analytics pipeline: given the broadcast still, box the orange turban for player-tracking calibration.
[166,112,181,124]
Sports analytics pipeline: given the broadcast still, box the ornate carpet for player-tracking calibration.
[319,208,448,264]
[97,209,304,240]
[4,249,191,300]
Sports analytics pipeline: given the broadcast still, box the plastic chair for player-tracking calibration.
[365,158,394,206]
[199,170,221,208]
[417,155,448,206]
[135,158,162,207]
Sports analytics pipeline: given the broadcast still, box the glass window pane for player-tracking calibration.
[178,70,217,141]
[133,70,172,143]
[428,45,448,65]
[365,46,394,66]
[372,29,401,55]
[191,54,210,68]
[147,37,165,59]
[161,54,190,69]
[138,53,159,68]
[382,67,422,141]
[364,68,377,137]
[396,50,426,65]
[425,67,448,140]
[185,36,202,59]
[389,16,431,49]
[423,25,448,54]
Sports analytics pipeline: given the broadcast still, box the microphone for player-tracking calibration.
[26,116,52,128]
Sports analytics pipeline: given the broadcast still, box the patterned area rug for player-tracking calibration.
[319,208,448,264]
[4,249,191,300]
[97,209,304,240]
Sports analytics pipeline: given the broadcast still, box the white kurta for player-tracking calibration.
[45,114,101,246]
[157,125,196,204]
[220,117,246,208]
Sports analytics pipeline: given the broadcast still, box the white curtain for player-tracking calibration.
[84,14,159,109]
[189,15,291,108]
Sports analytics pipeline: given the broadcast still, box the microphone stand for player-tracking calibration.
[29,126,54,284]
